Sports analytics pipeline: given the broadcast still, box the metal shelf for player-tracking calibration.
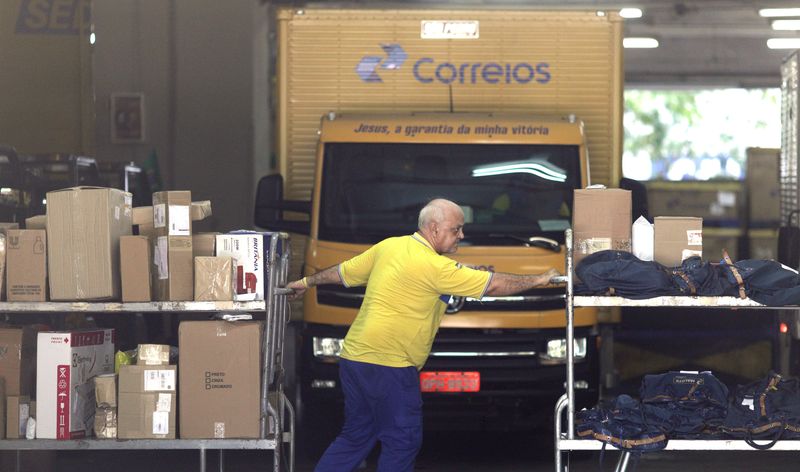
[574,295,777,309]
[0,301,268,313]
[559,438,800,451]
[0,438,279,450]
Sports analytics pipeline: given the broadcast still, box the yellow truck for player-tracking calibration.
[256,7,623,431]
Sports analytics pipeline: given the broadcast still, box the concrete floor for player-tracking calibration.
[8,432,800,471]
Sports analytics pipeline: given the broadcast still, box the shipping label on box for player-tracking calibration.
[36,329,115,439]
[215,232,277,301]
[152,191,192,237]
[6,229,46,301]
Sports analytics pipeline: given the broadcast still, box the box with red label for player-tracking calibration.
[36,329,115,439]
[215,232,278,301]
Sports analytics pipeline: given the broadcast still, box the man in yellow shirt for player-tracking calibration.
[287,198,560,472]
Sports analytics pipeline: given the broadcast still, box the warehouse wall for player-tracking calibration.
[93,0,267,232]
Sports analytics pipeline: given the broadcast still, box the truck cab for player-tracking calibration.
[258,111,600,430]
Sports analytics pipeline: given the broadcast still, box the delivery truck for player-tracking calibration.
[256,7,623,432]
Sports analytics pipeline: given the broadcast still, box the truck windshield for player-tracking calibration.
[319,142,581,245]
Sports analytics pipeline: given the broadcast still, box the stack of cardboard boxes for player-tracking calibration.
[574,186,704,267]
[0,185,279,442]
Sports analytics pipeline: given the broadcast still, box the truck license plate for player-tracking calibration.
[420,371,480,392]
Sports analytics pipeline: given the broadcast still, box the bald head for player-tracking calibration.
[418,199,461,230]
[418,199,464,254]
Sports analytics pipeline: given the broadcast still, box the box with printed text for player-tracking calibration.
[36,329,115,439]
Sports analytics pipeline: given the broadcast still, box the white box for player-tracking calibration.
[215,232,274,301]
[36,329,115,439]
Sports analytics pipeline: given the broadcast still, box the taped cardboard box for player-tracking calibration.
[36,329,115,439]
[94,373,117,407]
[0,326,37,396]
[24,215,45,230]
[6,229,46,302]
[573,188,631,264]
[179,321,262,438]
[6,395,30,439]
[194,256,235,301]
[153,235,193,301]
[136,344,170,366]
[118,365,176,439]
[46,187,132,300]
[654,217,703,267]
[132,200,212,227]
[121,235,152,302]
[94,406,117,439]
[192,232,219,257]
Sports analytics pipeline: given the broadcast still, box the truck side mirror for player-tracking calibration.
[254,174,311,235]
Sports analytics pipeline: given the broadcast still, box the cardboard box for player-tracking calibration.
[654,217,703,267]
[573,188,631,264]
[94,406,117,439]
[194,257,235,301]
[152,191,192,237]
[94,374,117,407]
[703,228,739,262]
[0,223,19,236]
[0,326,37,396]
[24,215,46,230]
[121,235,152,302]
[118,365,176,439]
[137,344,170,366]
[192,232,219,258]
[749,229,779,260]
[133,201,212,227]
[179,321,262,438]
[646,181,742,226]
[6,229,46,302]
[0,233,5,302]
[36,329,115,439]
[46,187,132,300]
[746,147,781,227]
[216,232,278,301]
[6,395,30,439]
[153,235,194,301]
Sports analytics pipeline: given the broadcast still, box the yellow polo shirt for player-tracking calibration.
[338,232,492,370]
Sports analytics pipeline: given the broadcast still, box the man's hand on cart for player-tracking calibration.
[543,268,566,286]
[285,279,307,300]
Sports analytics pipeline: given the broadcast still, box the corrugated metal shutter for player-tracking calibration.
[277,9,623,200]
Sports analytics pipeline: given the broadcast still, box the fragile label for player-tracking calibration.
[156,393,172,412]
[687,230,702,246]
[154,204,166,228]
[144,369,176,391]
[155,237,169,280]
[152,411,170,435]
[168,205,191,236]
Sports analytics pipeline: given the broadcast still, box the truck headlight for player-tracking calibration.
[539,338,587,364]
[313,337,344,361]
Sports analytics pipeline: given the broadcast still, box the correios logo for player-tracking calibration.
[356,43,551,85]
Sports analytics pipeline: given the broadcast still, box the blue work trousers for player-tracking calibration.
[315,358,423,472]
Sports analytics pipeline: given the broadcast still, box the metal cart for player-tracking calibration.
[0,232,295,472]
[554,228,800,472]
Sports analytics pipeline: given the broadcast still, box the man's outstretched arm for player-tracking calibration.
[285,265,343,300]
[485,268,562,296]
